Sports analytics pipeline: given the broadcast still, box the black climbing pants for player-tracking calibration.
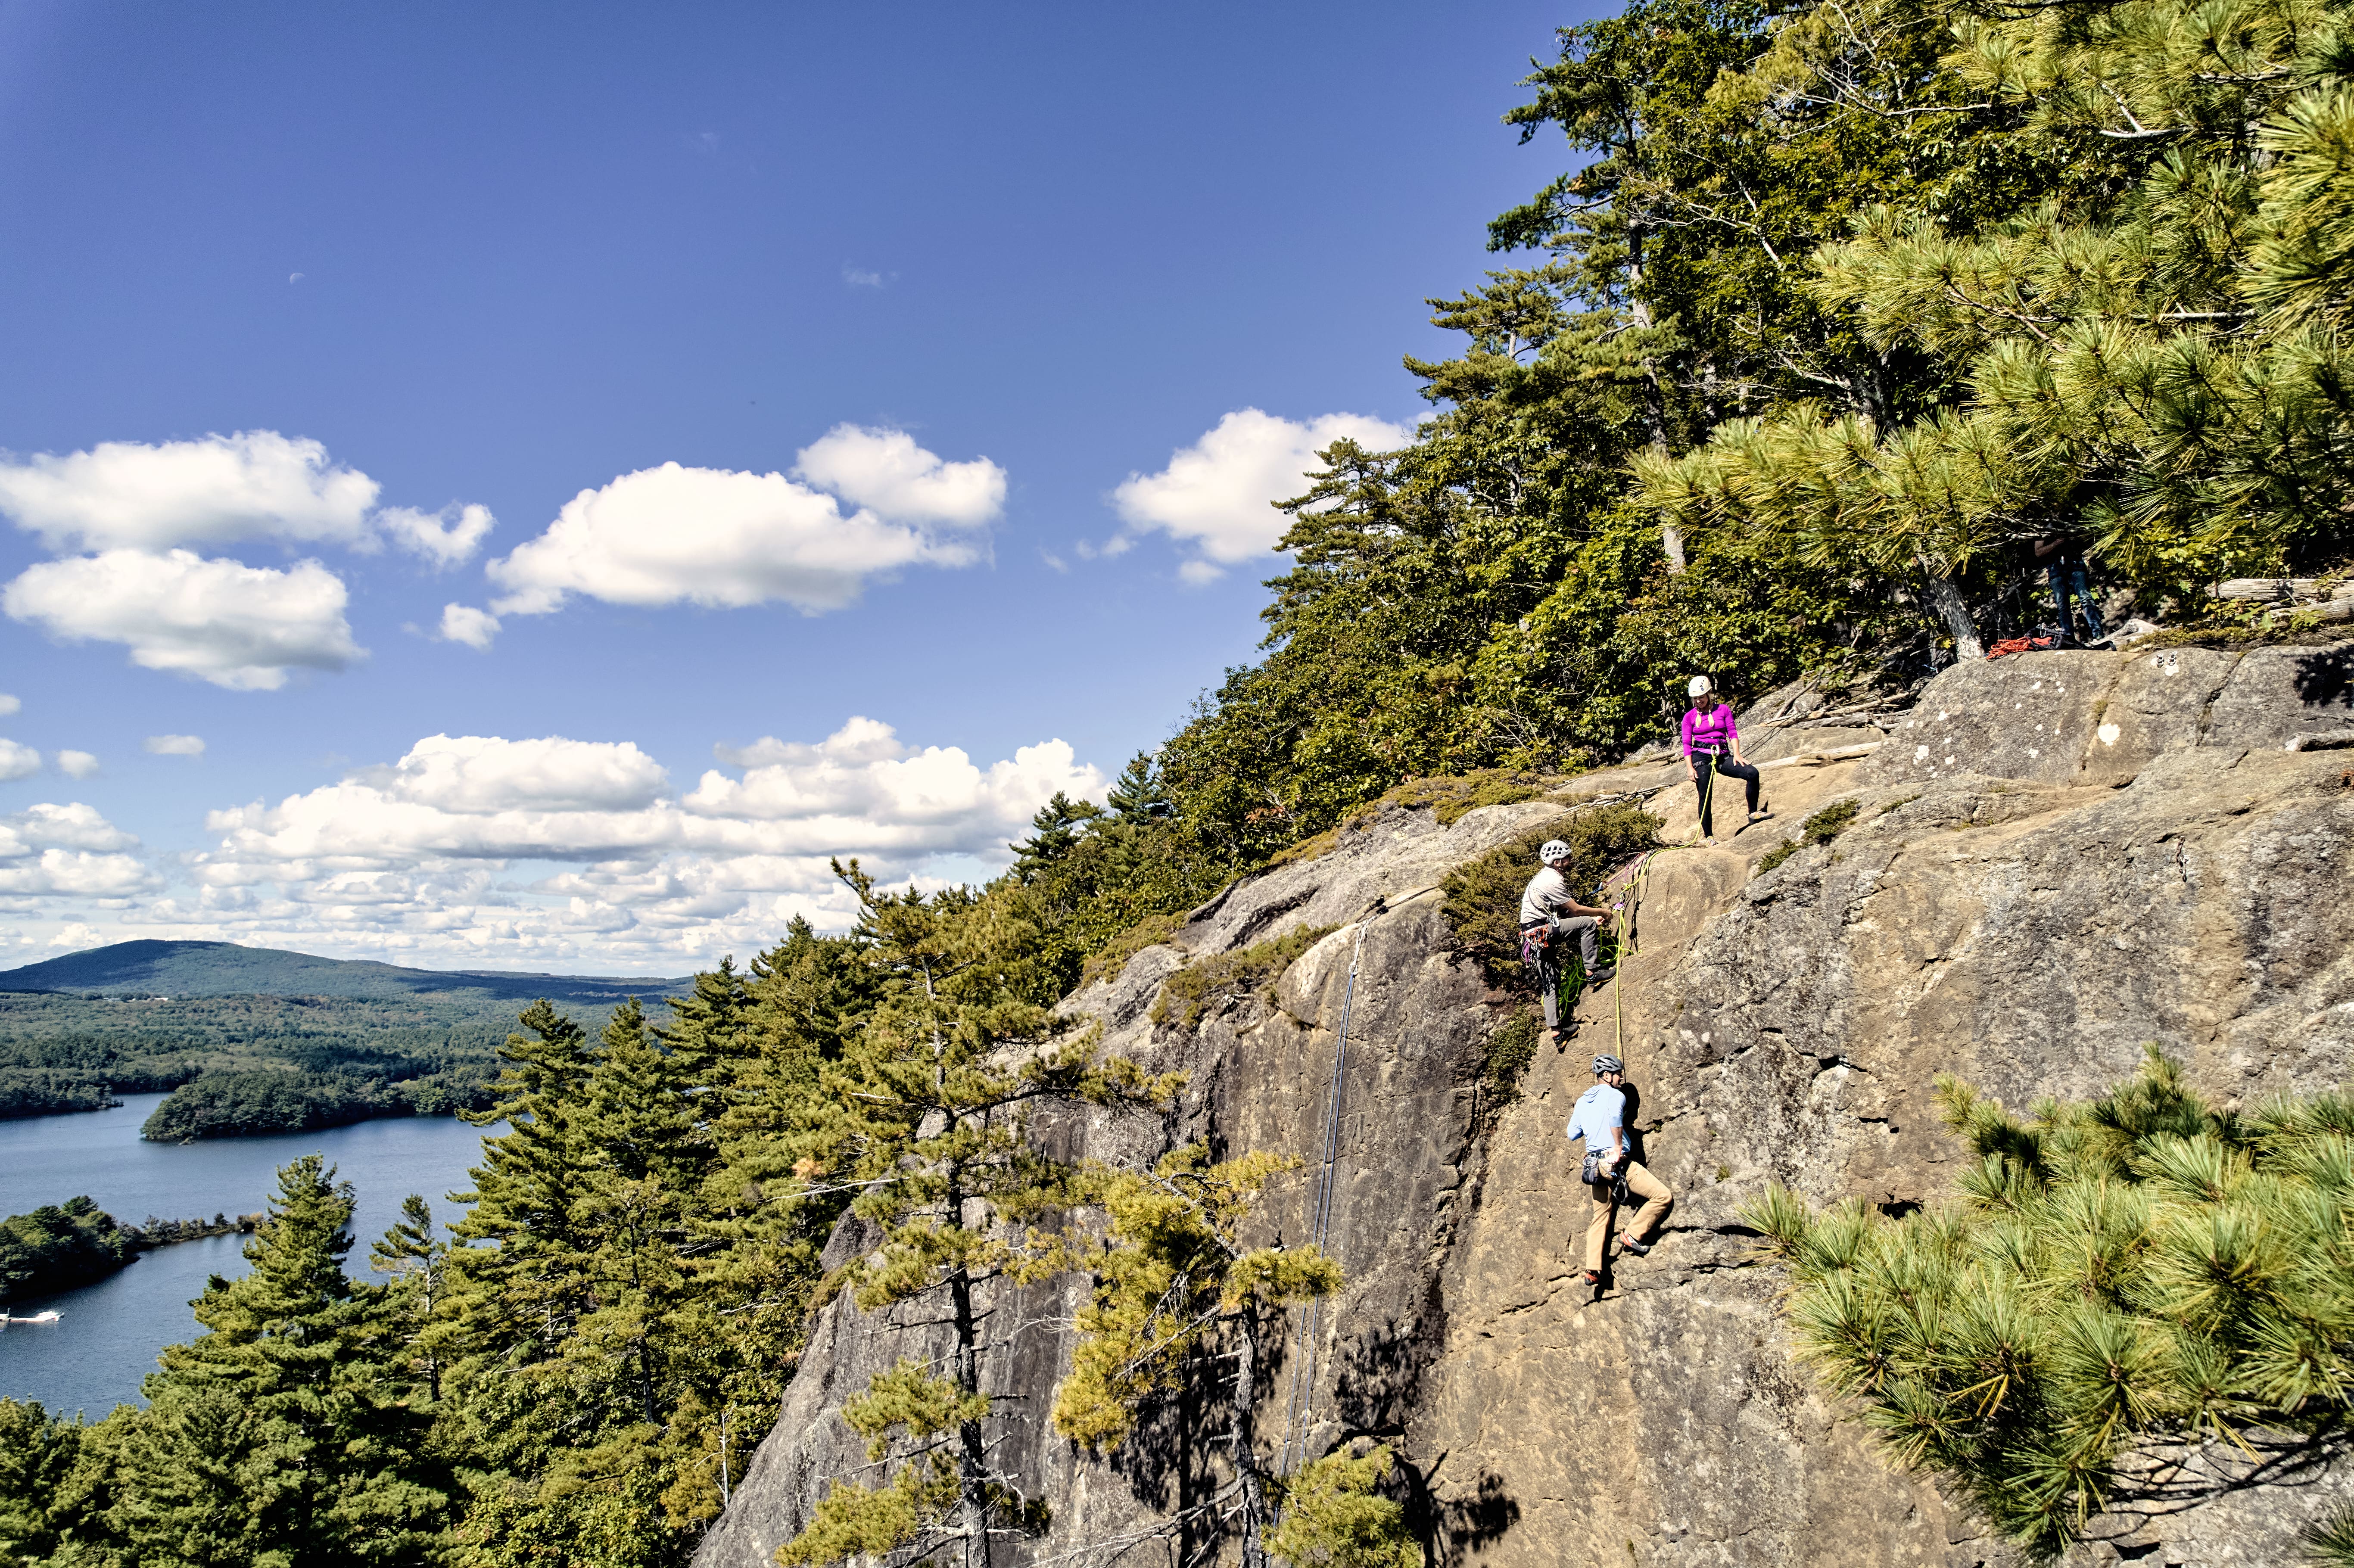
[1691,750,1760,838]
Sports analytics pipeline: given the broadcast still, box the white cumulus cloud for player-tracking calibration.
[1111,408,1413,579]
[145,734,206,756]
[152,718,1100,969]
[687,718,1088,855]
[0,695,19,716]
[0,740,38,781]
[791,425,1005,528]
[437,603,501,650]
[3,549,361,690]
[485,429,1001,622]
[0,430,492,567]
[378,502,496,568]
[0,803,152,899]
[361,735,671,815]
[0,430,380,554]
[56,750,99,779]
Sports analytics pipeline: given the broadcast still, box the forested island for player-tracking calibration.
[0,1198,133,1303]
[137,1067,494,1141]
[2,0,2351,1562]
[0,1199,268,1303]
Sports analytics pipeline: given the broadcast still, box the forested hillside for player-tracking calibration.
[1,0,2350,1562]
[0,943,694,1123]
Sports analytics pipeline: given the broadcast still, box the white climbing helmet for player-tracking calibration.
[1539,839,1571,864]
[1593,1054,1625,1076]
[1688,675,1712,699]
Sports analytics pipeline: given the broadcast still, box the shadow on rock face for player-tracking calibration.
[2295,645,2353,712]
[1331,1287,1448,1436]
[1434,1468,1521,1565]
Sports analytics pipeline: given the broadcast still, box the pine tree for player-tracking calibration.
[370,1194,448,1406]
[441,997,735,1564]
[1746,1048,2354,1559]
[1640,0,2354,621]
[0,1397,96,1564]
[109,1154,452,1566]
[776,862,1182,1568]
[1052,1147,1345,1568]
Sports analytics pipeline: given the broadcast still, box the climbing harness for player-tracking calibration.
[1279,919,1367,1477]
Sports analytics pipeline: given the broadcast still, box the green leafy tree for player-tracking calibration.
[1002,786,1241,983]
[0,1197,134,1302]
[776,863,1181,1568]
[1746,1049,2354,1559]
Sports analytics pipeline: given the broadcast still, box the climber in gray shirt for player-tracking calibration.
[1520,839,1616,1044]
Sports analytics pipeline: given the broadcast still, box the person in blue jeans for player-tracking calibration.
[2034,534,2105,643]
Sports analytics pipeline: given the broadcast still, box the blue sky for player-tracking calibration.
[0,0,1583,973]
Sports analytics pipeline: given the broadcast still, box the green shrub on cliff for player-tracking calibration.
[1745,1049,2354,1559]
[1267,1444,1419,1568]
[1442,803,1663,991]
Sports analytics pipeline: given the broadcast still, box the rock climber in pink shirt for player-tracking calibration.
[1681,675,1769,845]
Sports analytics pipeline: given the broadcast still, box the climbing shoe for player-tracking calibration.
[1582,1269,1603,1287]
[1584,966,1616,987]
[1618,1237,1653,1257]
[1748,809,1774,824]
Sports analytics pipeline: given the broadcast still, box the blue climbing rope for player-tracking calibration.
[1280,920,1366,1475]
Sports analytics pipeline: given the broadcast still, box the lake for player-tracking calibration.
[0,1094,497,1417]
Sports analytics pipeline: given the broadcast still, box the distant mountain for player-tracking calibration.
[0,940,695,1006]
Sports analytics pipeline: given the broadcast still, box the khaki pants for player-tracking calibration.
[1586,1159,1673,1272]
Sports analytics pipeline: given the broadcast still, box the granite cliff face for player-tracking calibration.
[698,638,2354,1568]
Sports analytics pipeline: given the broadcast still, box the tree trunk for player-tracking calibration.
[947,1169,992,1568]
[1919,563,1984,660]
[1231,1313,1272,1568]
[1627,238,1686,575]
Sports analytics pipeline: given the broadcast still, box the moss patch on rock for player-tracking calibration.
[1078,911,1186,990]
[1152,922,1342,1033]
[1757,798,1862,875]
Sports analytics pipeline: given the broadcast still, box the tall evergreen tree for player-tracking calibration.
[776,863,1181,1568]
[1052,1148,1345,1568]
[1639,0,2354,617]
[110,1155,451,1567]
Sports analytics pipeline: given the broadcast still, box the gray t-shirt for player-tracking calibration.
[1566,1083,1626,1159]
[1520,866,1575,927]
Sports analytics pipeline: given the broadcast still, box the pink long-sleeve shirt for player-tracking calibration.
[1681,703,1737,758]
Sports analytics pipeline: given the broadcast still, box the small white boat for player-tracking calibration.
[2,1310,61,1325]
